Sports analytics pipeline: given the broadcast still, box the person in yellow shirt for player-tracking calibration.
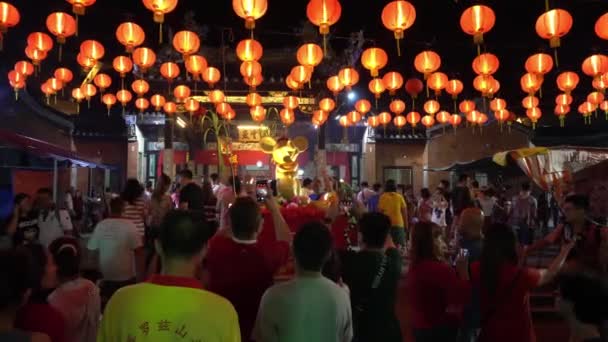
[378,179,409,249]
[97,211,240,342]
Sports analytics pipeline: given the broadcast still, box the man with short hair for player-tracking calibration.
[205,191,291,342]
[356,181,376,207]
[253,222,353,342]
[451,174,473,218]
[178,169,204,211]
[510,182,538,245]
[98,211,240,342]
[88,197,142,306]
[300,178,315,198]
[366,183,382,212]
[36,188,72,248]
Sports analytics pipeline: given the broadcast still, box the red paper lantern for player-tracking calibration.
[54,67,73,86]
[522,95,539,109]
[472,53,499,76]
[150,94,166,111]
[556,71,579,94]
[459,100,476,113]
[423,99,440,115]
[163,101,177,115]
[436,111,451,124]
[421,115,435,128]
[46,12,76,44]
[280,108,295,126]
[347,110,362,124]
[582,54,608,78]
[173,85,191,102]
[236,39,263,62]
[15,61,35,78]
[445,79,464,99]
[525,53,554,75]
[132,47,156,72]
[27,32,53,53]
[383,71,403,95]
[102,94,116,114]
[355,99,371,115]
[233,0,268,29]
[93,73,112,92]
[246,92,263,107]
[338,67,359,90]
[184,97,200,114]
[135,98,150,113]
[250,105,266,122]
[131,79,150,97]
[327,75,344,95]
[490,98,506,111]
[160,62,180,82]
[297,43,324,70]
[369,78,386,99]
[202,67,221,88]
[208,89,225,104]
[185,55,208,78]
[536,9,573,48]
[414,50,441,79]
[555,93,573,106]
[595,13,608,40]
[367,115,380,128]
[427,72,448,95]
[378,112,392,125]
[361,47,388,77]
[406,111,421,127]
[405,78,424,99]
[113,56,133,77]
[116,22,145,52]
[460,5,495,44]
[307,0,341,38]
[381,1,416,55]
[173,30,200,56]
[390,99,406,115]
[319,98,336,112]
[116,89,132,107]
[80,39,104,61]
[393,115,406,128]
[283,96,300,110]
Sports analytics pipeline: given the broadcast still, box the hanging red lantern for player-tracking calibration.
[382,71,403,95]
[202,67,221,88]
[494,109,510,122]
[243,74,263,89]
[427,72,448,95]
[473,75,495,96]
[307,0,341,52]
[312,110,329,126]
[421,115,435,128]
[390,99,406,115]
[290,65,312,84]
[327,75,344,96]
[405,78,424,99]
[47,78,63,93]
[445,79,464,99]
[102,93,116,114]
[283,96,300,110]
[556,71,579,94]
[246,92,263,107]
[185,55,207,79]
[436,110,451,124]
[593,75,608,92]
[215,102,231,116]
[459,100,476,113]
[361,47,388,77]
[378,112,392,125]
[347,111,362,124]
[520,73,542,95]
[160,62,180,83]
[236,39,263,62]
[15,61,35,78]
[173,30,200,56]
[224,109,236,121]
[588,91,605,105]
[319,98,336,112]
[554,105,570,127]
[150,94,166,111]
[250,105,266,122]
[163,101,177,116]
[556,93,573,106]
[132,47,156,72]
[116,22,145,53]
[0,2,20,50]
[113,56,133,78]
[280,108,295,126]
[25,46,47,66]
[522,95,539,109]
[116,89,132,108]
[46,12,76,59]
[27,32,53,54]
[286,75,302,91]
[338,67,359,90]
[393,115,406,128]
[525,53,554,76]
[131,80,150,97]
[240,61,263,81]
[467,110,482,124]
[490,98,506,111]
[72,87,85,107]
[414,51,441,79]
[297,43,324,70]
[596,13,608,40]
[79,39,104,61]
[208,89,225,104]
[536,9,573,48]
[339,115,350,128]
[381,1,416,56]
[233,0,267,29]
[406,111,421,127]
[460,5,496,45]
[450,114,463,128]
[472,53,500,76]
[526,107,542,128]
[367,115,380,128]
[76,52,95,71]
[93,73,112,93]
[81,84,96,102]
[369,78,386,99]
[184,97,200,115]
[423,99,440,115]
[135,98,150,113]
[142,0,178,41]
[582,54,608,79]
[355,99,372,115]
[173,85,191,102]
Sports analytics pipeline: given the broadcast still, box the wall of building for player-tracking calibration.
[372,142,426,192]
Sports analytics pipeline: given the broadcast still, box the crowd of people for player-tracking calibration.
[0,171,607,342]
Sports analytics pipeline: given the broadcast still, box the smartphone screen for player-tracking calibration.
[256,180,269,202]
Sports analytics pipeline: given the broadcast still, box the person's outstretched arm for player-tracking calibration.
[537,240,575,286]
[265,187,291,243]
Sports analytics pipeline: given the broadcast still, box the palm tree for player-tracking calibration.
[202,110,231,177]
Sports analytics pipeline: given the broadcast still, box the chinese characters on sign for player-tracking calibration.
[237,125,271,143]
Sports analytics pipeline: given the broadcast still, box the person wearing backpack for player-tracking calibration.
[35,188,73,249]
[509,182,538,245]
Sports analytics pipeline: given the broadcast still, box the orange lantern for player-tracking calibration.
[93,73,112,93]
[406,111,421,127]
[297,43,324,70]
[246,92,263,107]
[280,108,295,126]
[466,110,482,124]
[286,75,301,91]
[102,94,116,114]
[423,99,440,115]
[16,61,35,78]
[445,79,464,99]
[216,102,232,116]
[185,55,208,79]
[367,115,380,128]
[390,99,406,115]
[173,30,200,56]
[421,115,435,128]
[184,97,200,114]
[113,56,133,78]
[160,62,180,83]
[135,98,150,113]
[427,72,448,95]
[436,110,451,124]
[361,47,388,77]
[224,109,236,121]
[381,1,416,56]
[581,101,597,114]
[378,112,392,125]
[290,65,312,84]
[339,115,351,128]
[0,2,20,49]
[244,74,263,89]
[132,47,156,72]
[25,46,47,66]
[338,67,359,90]
[473,75,494,96]
[536,9,573,48]
[369,78,386,99]
[80,39,104,61]
[393,115,406,128]
[131,79,150,97]
[526,107,542,128]
[347,110,362,124]
[494,109,510,122]
[382,71,403,95]
[593,75,608,92]
[556,93,573,106]
[142,0,178,42]
[522,95,539,109]
[472,52,499,76]
[208,89,225,104]
[312,110,329,126]
[525,53,553,75]
[460,5,496,45]
[173,85,191,102]
[459,100,476,113]
[487,77,501,98]
[46,12,76,60]
[554,105,570,126]
[163,101,177,116]
[115,22,145,53]
[319,98,336,112]
[327,75,344,96]
[582,54,608,78]
[307,0,341,52]
[27,32,53,54]
[236,39,263,62]
[250,105,266,122]
[355,99,372,114]
[588,91,605,105]
[283,96,299,110]
[601,100,608,120]
[490,98,506,111]
[450,114,463,127]
[596,13,608,40]
[233,0,267,29]
[66,0,95,15]
[47,78,63,93]
[520,73,542,95]
[81,83,97,101]
[116,89,132,109]
[76,52,95,71]
[150,94,166,111]
[202,67,221,88]
[71,87,85,112]
[556,71,579,94]
[414,50,441,79]
[7,70,24,89]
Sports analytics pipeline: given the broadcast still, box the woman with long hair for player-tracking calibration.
[407,221,470,341]
[472,223,574,342]
[149,174,172,231]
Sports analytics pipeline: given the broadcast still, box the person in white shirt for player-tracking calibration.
[36,188,73,248]
[88,197,142,308]
[356,181,376,207]
[253,221,353,342]
[211,173,225,196]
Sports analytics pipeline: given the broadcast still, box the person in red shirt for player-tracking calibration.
[406,221,470,341]
[471,223,574,342]
[204,189,292,342]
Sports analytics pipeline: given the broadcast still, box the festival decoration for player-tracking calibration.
[361,47,388,77]
[297,43,324,71]
[319,98,336,112]
[307,0,341,52]
[116,22,145,53]
[460,5,495,51]
[233,0,267,29]
[0,2,20,50]
[383,71,403,95]
[135,97,150,113]
[472,53,499,76]
[381,0,416,56]
[46,12,76,60]
[327,75,343,96]
[142,0,178,43]
[202,67,221,88]
[390,99,406,116]
[355,99,371,115]
[102,93,116,114]
[237,39,263,62]
[150,94,166,111]
[406,111,421,127]
[338,67,359,90]
[66,0,95,35]
[132,47,156,73]
[414,50,441,79]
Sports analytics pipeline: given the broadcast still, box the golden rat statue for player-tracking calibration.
[260,136,309,199]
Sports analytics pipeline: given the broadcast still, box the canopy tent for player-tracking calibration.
[492,146,608,192]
